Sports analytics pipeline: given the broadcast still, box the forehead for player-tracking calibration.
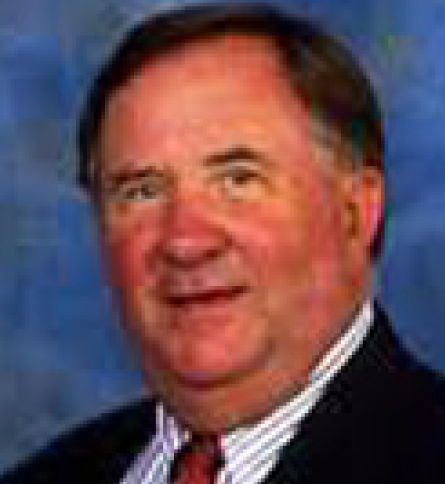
[98,33,316,169]
[102,32,300,122]
[120,32,286,92]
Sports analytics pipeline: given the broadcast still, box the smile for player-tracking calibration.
[164,286,247,307]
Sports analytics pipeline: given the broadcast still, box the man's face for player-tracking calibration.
[96,34,380,431]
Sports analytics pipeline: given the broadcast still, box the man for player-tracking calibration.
[2,1,444,483]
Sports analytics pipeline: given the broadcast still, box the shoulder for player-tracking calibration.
[0,398,157,484]
[351,304,445,438]
[367,329,445,481]
[338,304,445,477]
[386,334,445,467]
[281,304,445,483]
[372,304,445,415]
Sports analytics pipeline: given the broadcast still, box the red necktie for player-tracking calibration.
[169,434,223,484]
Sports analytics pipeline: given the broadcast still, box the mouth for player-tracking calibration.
[164,286,247,308]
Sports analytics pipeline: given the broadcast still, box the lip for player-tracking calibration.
[164,286,247,307]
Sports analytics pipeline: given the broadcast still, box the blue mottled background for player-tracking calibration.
[1,0,445,475]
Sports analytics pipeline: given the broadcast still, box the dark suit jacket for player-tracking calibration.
[2,304,445,483]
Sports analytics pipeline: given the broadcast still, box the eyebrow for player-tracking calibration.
[101,165,166,192]
[203,145,271,169]
[101,145,270,191]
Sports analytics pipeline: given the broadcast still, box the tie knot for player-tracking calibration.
[192,433,222,459]
[169,434,223,483]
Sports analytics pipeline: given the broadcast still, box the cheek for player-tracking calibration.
[104,218,161,290]
[228,201,305,286]
[293,171,346,260]
[233,183,346,310]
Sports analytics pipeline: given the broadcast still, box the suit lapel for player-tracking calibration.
[262,303,404,484]
[84,398,158,484]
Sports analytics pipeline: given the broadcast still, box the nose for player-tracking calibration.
[162,232,225,268]
[160,193,228,269]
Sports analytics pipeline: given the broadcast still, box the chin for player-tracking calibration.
[146,342,278,429]
[163,383,246,433]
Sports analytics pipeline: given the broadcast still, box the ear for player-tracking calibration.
[341,166,383,256]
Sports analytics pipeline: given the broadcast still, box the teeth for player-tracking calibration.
[173,288,226,297]
[164,272,234,295]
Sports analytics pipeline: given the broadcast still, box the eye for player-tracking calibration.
[226,167,258,185]
[112,176,165,204]
[219,165,266,199]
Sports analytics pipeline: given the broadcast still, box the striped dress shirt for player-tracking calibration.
[121,301,373,484]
